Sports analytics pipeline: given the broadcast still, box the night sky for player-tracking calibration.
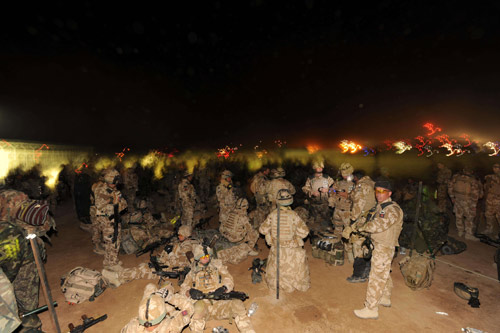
[1,1,500,151]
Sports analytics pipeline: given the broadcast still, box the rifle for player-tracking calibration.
[68,314,107,333]
[474,233,500,247]
[189,289,249,302]
[149,255,191,285]
[21,301,58,318]
[136,234,176,257]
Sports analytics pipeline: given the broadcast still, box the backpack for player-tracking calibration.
[60,267,108,304]
[399,253,435,291]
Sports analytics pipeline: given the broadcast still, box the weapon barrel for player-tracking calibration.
[276,204,280,300]
[21,302,58,318]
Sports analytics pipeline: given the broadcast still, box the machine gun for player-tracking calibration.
[136,234,176,257]
[474,233,500,281]
[189,288,249,302]
[68,314,107,333]
[149,255,191,285]
[248,258,267,284]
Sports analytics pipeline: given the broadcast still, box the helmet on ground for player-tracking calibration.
[103,168,120,184]
[339,162,354,177]
[178,225,192,238]
[277,189,293,206]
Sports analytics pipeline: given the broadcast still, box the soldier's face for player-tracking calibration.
[375,187,392,202]
[199,255,210,265]
[493,166,500,174]
[314,168,323,174]
[178,235,186,242]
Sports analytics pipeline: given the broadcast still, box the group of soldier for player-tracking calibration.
[2,159,500,332]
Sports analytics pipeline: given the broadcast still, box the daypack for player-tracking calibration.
[399,253,435,291]
[60,267,107,304]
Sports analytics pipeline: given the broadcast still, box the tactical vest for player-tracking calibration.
[220,211,246,243]
[487,175,500,196]
[370,201,403,247]
[192,265,222,293]
[333,179,354,210]
[453,175,472,199]
[269,208,294,245]
[309,175,330,202]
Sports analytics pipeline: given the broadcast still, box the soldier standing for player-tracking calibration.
[349,179,403,319]
[448,167,483,240]
[92,168,128,270]
[180,245,256,333]
[216,170,237,225]
[259,189,310,293]
[178,172,197,227]
[302,161,334,229]
[436,163,452,213]
[483,163,500,235]
[249,167,270,227]
[265,168,296,207]
[121,166,139,212]
[121,282,193,333]
[330,162,355,241]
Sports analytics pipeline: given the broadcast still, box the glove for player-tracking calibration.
[213,286,227,298]
[189,288,204,300]
[341,226,353,240]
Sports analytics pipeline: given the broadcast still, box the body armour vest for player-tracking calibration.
[453,175,472,198]
[270,208,294,243]
[310,175,330,202]
[192,265,222,293]
[220,211,246,243]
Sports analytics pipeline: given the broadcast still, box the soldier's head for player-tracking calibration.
[462,166,473,175]
[193,244,213,265]
[437,162,445,170]
[236,198,249,211]
[178,225,192,241]
[103,168,120,186]
[277,189,293,206]
[339,162,354,180]
[270,167,285,179]
[374,179,393,203]
[138,290,169,330]
[183,171,193,181]
[312,161,324,174]
[260,167,270,176]
[493,163,500,175]
[220,170,233,184]
[352,170,365,183]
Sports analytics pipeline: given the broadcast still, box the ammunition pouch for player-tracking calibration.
[312,242,344,266]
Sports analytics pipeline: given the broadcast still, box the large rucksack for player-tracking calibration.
[399,253,436,291]
[60,267,108,304]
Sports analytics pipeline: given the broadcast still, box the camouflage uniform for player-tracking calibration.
[121,283,193,333]
[0,221,41,331]
[216,181,236,225]
[448,171,483,237]
[302,173,334,229]
[0,268,21,333]
[249,171,270,227]
[178,177,197,227]
[266,177,296,207]
[217,200,259,264]
[484,165,500,234]
[259,206,310,293]
[92,169,128,268]
[180,254,255,333]
[436,165,452,213]
[358,198,403,311]
[121,167,139,212]
[329,179,354,239]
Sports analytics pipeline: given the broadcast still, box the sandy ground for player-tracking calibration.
[37,201,500,333]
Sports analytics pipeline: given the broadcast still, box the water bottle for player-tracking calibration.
[247,302,258,317]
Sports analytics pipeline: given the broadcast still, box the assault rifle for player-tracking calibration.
[68,314,107,333]
[474,233,500,281]
[189,288,249,302]
[136,234,176,257]
[149,255,191,285]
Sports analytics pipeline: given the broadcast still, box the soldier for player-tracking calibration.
[0,268,21,333]
[302,161,334,229]
[347,179,403,319]
[330,162,355,241]
[92,168,128,270]
[216,170,237,225]
[217,198,259,264]
[436,163,452,213]
[121,165,139,212]
[448,167,483,240]
[344,170,376,280]
[265,167,296,207]
[180,245,255,333]
[259,189,310,293]
[178,171,197,227]
[121,282,193,333]
[249,167,270,227]
[483,163,500,235]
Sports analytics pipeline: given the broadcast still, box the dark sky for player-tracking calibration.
[1,1,500,151]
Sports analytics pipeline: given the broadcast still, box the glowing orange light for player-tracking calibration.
[216,146,237,159]
[34,144,50,162]
[306,144,321,154]
[393,141,412,154]
[75,162,88,174]
[460,134,472,147]
[423,123,442,136]
[484,142,500,157]
[115,147,130,161]
[339,140,362,154]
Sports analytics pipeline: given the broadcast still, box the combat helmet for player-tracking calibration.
[236,198,249,210]
[193,244,214,261]
[312,161,324,170]
[178,225,193,238]
[221,170,233,179]
[270,167,286,179]
[138,292,169,327]
[277,189,293,206]
[339,162,354,177]
[103,168,120,185]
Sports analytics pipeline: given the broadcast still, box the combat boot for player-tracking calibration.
[464,234,479,241]
[354,307,378,319]
[379,296,391,307]
[346,275,367,283]
[93,244,105,255]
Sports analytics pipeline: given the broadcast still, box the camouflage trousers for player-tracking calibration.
[453,199,477,236]
[219,206,232,225]
[484,197,500,233]
[309,203,331,228]
[94,216,121,267]
[181,200,195,227]
[122,188,137,212]
[252,204,271,228]
[332,208,350,240]
[119,263,157,284]
[217,243,253,265]
[0,269,21,333]
[190,299,255,333]
[365,243,394,310]
[14,261,41,331]
[265,246,310,293]
[437,184,449,213]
